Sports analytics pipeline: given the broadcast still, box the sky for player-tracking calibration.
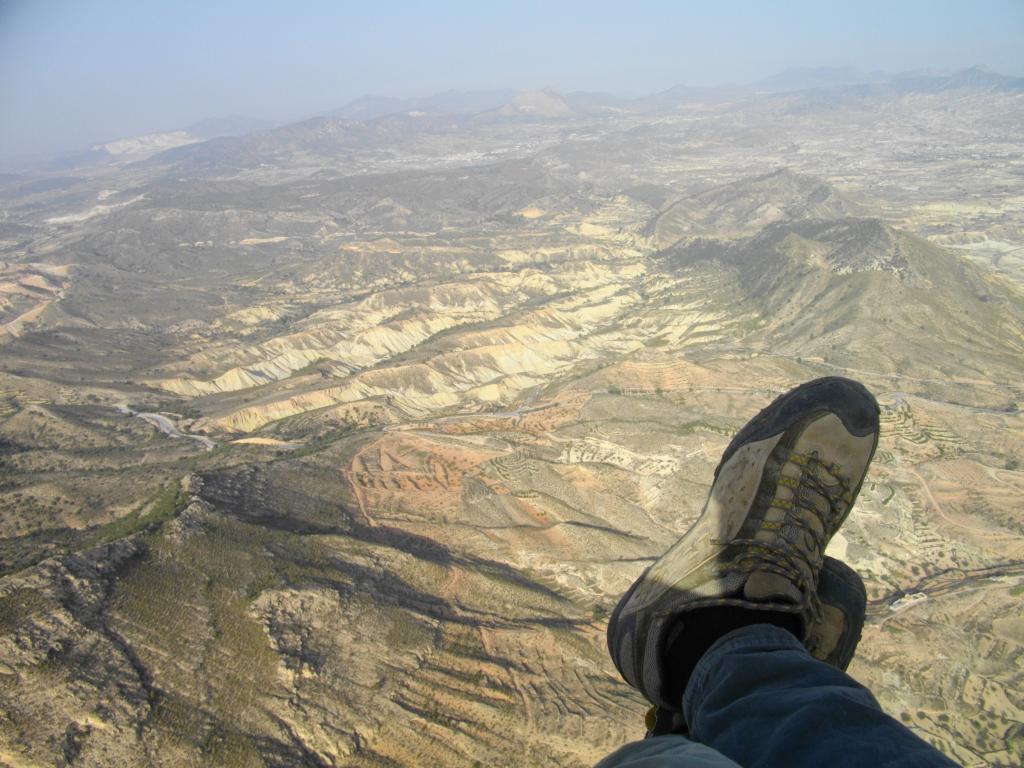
[1,0,1022,159]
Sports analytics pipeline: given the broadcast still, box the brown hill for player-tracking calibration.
[648,169,860,247]
[661,218,1024,381]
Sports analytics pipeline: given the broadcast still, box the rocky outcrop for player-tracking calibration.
[0,539,151,767]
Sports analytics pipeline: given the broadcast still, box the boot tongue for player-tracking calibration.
[743,571,802,604]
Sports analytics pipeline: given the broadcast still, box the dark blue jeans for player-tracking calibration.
[597,624,959,768]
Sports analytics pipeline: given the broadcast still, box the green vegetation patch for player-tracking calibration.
[880,485,896,505]
[110,512,282,762]
[0,587,54,632]
[288,357,330,378]
[85,481,187,547]
[0,480,190,575]
[642,336,670,348]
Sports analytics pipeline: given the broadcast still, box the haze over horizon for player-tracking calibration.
[1,0,1023,159]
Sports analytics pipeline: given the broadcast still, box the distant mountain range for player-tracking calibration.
[10,66,1021,175]
[324,66,1024,123]
[185,115,278,140]
[330,89,518,120]
[757,65,1024,95]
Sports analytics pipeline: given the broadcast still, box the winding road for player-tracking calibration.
[115,404,216,451]
[867,561,1024,618]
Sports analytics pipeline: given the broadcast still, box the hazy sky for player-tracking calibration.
[1,0,1022,159]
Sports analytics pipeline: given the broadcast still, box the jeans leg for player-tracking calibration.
[595,734,744,768]
[683,624,960,768]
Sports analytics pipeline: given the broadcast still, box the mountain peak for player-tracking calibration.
[945,66,1024,91]
[497,89,574,118]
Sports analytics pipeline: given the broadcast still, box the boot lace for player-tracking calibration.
[715,450,854,621]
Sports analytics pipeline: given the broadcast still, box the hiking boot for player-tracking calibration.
[607,376,879,710]
[643,554,868,736]
[806,555,866,671]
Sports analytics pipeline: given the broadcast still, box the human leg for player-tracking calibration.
[594,734,742,768]
[602,377,961,767]
[607,377,881,709]
[596,556,875,767]
[684,623,958,768]
[645,554,869,738]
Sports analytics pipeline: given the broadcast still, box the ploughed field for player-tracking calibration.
[0,81,1022,766]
